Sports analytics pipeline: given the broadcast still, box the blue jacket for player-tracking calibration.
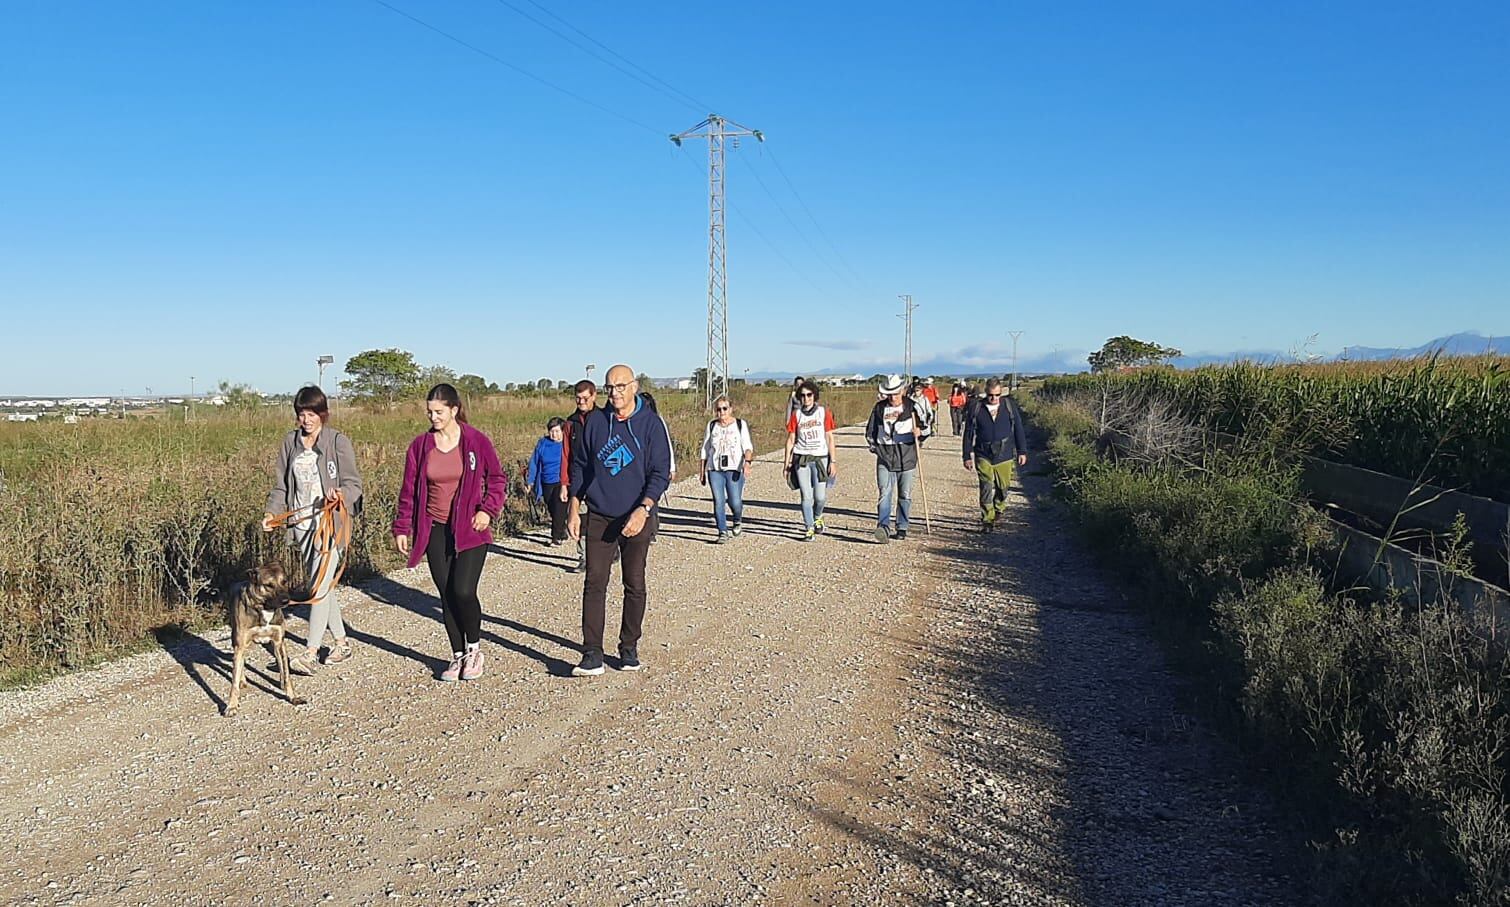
[527,436,563,498]
[568,397,672,518]
[963,397,1028,465]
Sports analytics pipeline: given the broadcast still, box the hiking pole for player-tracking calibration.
[915,443,933,536]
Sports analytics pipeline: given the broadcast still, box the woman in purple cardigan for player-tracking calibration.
[392,384,507,682]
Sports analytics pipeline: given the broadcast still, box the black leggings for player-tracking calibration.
[542,482,568,542]
[424,521,487,654]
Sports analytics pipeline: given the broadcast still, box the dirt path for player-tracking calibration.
[0,426,1305,905]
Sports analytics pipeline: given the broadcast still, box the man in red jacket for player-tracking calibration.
[559,379,599,573]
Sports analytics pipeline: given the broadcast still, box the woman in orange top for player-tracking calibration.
[948,383,969,436]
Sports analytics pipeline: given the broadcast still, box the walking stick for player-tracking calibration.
[915,441,934,536]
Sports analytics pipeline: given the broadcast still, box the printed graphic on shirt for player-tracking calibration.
[326,460,337,479]
[598,435,635,476]
[787,406,834,456]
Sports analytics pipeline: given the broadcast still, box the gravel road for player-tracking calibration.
[0,426,1306,905]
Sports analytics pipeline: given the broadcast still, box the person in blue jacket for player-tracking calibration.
[962,378,1029,532]
[567,364,672,676]
[527,417,568,545]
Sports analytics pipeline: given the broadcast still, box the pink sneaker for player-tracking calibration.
[440,655,464,682]
[461,647,485,681]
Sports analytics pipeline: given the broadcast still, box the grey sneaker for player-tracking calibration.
[572,650,605,677]
[731,521,742,536]
[716,531,731,544]
[874,524,890,543]
[896,529,908,541]
[617,647,642,672]
[814,517,826,534]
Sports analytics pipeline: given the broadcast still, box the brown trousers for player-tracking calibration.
[581,508,657,654]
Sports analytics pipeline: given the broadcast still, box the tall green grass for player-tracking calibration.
[0,387,876,685]
[1039,356,1510,500]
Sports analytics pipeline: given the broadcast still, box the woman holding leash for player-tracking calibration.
[262,385,362,675]
[783,379,838,542]
[392,383,507,682]
[699,395,754,543]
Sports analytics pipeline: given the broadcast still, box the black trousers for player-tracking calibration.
[424,521,487,654]
[542,482,568,542]
[581,508,656,654]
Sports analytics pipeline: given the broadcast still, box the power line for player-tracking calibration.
[734,151,864,300]
[764,147,870,293]
[517,0,715,113]
[486,0,707,116]
[368,0,664,136]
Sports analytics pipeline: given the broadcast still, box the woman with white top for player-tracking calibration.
[783,380,838,542]
[700,395,755,543]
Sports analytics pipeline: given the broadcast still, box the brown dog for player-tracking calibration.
[224,563,307,717]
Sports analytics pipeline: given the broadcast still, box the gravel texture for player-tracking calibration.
[0,426,1305,905]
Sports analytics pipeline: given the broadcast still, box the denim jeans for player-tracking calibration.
[795,459,828,530]
[708,470,744,533]
[876,466,916,531]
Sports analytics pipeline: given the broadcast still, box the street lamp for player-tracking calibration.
[585,364,596,385]
[317,355,334,389]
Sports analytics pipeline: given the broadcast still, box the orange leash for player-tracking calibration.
[266,496,352,604]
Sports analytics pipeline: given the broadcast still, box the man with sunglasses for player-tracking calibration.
[567,364,672,676]
[962,378,1029,532]
[866,375,922,542]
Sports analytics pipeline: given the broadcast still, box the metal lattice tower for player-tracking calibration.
[898,295,918,380]
[672,115,763,407]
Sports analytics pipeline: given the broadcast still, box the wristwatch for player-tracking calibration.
[640,503,653,515]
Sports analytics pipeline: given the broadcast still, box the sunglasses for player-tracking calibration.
[716,406,731,412]
[799,392,815,399]
[987,393,1002,399]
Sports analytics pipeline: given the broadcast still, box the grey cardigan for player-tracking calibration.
[265,427,363,542]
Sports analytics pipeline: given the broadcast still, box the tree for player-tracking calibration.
[217,380,261,409]
[455,374,494,399]
[417,364,457,392]
[1087,336,1182,373]
[636,372,655,390]
[342,349,421,403]
[690,367,708,392]
[535,378,552,391]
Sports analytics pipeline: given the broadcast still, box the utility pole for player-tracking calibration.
[317,355,334,390]
[671,115,764,408]
[585,364,596,386]
[188,376,195,421]
[897,295,917,380]
[1007,331,1024,391]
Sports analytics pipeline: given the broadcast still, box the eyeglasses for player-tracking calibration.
[603,382,633,393]
[716,406,731,412]
[798,392,815,399]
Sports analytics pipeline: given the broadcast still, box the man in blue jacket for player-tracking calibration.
[962,378,1028,532]
[567,364,672,676]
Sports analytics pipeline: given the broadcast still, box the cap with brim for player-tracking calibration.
[879,375,905,394]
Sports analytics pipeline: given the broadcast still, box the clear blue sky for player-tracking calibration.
[3,0,1507,395]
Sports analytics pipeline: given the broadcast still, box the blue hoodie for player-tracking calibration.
[568,397,672,518]
[527,436,563,498]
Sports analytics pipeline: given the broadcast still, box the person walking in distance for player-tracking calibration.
[700,394,755,543]
[392,384,507,681]
[558,379,599,573]
[962,378,1028,532]
[783,376,806,422]
[866,375,922,543]
[921,376,940,411]
[783,379,838,541]
[262,385,362,675]
[948,383,968,436]
[527,417,568,546]
[567,365,672,676]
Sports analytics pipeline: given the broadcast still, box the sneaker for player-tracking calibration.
[618,647,642,672]
[323,641,353,665]
[801,528,815,542]
[981,520,995,534]
[461,647,485,681]
[731,521,742,536]
[896,529,908,540]
[716,531,731,544]
[874,524,890,543]
[440,655,464,682]
[288,650,320,676]
[814,517,826,534]
[571,554,585,573]
[572,650,605,677]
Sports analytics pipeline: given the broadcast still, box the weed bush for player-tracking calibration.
[1026,388,1510,903]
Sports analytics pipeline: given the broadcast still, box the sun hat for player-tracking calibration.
[879,374,905,395]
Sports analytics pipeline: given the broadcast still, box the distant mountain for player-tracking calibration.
[1338,331,1507,361]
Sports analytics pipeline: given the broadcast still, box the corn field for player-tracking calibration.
[1039,356,1510,500]
[0,386,877,685]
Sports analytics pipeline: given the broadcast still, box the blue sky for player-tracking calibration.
[2,1,1507,394]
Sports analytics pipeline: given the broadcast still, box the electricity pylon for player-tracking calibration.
[672,115,763,408]
[898,295,918,380]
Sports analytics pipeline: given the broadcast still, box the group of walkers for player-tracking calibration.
[259,366,1026,683]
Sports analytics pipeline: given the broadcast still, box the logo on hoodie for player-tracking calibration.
[598,436,635,476]
[469,451,477,471]
[327,461,337,479]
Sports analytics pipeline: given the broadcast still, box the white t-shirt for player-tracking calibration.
[786,405,836,457]
[703,418,754,471]
[292,448,323,511]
